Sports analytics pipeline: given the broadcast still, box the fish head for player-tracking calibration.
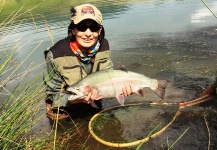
[66,85,93,100]
[67,87,86,100]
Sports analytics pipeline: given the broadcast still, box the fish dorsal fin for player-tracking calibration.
[112,65,128,72]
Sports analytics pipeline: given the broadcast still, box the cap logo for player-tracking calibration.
[81,6,95,16]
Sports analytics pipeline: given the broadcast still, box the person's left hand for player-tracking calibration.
[122,83,134,97]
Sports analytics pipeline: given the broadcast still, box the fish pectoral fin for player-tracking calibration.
[89,99,99,108]
[135,88,144,97]
[116,95,125,106]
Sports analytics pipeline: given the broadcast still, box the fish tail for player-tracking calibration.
[154,80,169,99]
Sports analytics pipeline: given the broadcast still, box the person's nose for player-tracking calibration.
[84,28,91,36]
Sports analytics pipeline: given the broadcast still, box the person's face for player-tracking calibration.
[72,19,102,49]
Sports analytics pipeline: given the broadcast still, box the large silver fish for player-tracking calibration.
[67,68,169,107]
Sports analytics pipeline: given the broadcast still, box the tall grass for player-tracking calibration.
[0,71,45,149]
[0,2,81,149]
[0,3,46,148]
[0,1,87,149]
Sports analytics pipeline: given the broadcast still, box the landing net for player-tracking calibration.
[88,95,214,148]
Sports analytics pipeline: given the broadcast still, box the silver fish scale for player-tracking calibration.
[71,69,158,98]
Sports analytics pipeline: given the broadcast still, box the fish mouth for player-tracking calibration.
[67,87,85,100]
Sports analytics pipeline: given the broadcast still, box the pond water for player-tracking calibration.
[1,0,217,149]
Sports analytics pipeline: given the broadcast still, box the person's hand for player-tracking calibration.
[46,103,69,120]
[199,86,215,97]
[122,83,134,97]
[83,88,103,103]
[69,88,103,105]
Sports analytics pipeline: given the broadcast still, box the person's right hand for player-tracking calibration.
[122,83,135,97]
[46,103,70,120]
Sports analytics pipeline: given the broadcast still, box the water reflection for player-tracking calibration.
[1,0,217,52]
[191,1,217,23]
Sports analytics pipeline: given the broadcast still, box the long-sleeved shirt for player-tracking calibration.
[43,37,113,107]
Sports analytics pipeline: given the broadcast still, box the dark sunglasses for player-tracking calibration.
[75,23,101,32]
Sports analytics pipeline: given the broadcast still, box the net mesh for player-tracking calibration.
[90,104,179,143]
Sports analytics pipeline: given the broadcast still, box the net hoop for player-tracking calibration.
[88,94,214,148]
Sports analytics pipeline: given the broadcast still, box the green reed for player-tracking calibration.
[0,1,86,149]
[0,23,47,149]
[0,2,76,149]
[0,73,46,149]
[201,0,217,19]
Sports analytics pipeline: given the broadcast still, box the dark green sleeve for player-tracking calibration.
[43,50,70,107]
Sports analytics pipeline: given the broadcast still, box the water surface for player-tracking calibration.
[1,0,217,149]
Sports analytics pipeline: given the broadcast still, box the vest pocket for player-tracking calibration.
[96,59,112,71]
[61,66,82,85]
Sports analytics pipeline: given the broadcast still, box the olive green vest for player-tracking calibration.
[52,50,112,86]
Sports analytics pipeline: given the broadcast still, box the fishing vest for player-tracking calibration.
[44,37,112,86]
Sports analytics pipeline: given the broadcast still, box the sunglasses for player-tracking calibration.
[75,23,101,32]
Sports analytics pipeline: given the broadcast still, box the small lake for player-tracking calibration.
[1,0,217,149]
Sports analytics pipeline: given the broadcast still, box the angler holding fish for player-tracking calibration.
[43,4,135,120]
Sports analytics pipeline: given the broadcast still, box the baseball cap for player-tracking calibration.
[71,4,103,25]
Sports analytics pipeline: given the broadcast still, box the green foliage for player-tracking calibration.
[0,1,83,149]
[0,2,49,149]
[0,72,46,149]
